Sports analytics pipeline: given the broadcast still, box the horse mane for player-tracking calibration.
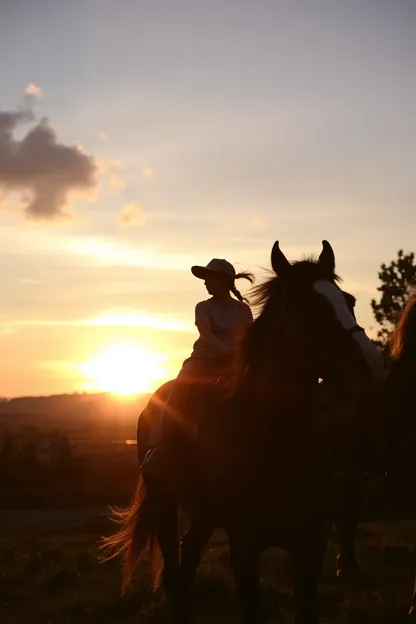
[228,257,341,393]
[390,286,416,360]
[250,258,341,309]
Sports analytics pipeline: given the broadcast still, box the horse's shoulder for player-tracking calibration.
[147,380,175,410]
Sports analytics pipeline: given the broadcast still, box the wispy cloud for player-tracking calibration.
[141,165,154,179]
[25,83,43,98]
[251,215,266,231]
[7,310,193,333]
[74,238,153,266]
[119,202,146,227]
[18,278,41,285]
[98,159,125,190]
[83,311,191,331]
[74,237,196,271]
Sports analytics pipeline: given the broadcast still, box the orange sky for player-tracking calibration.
[1,1,416,397]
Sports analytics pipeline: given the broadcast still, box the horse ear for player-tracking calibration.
[271,241,291,277]
[318,240,335,275]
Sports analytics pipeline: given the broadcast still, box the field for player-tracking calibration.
[1,510,416,623]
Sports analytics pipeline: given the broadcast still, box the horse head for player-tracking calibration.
[249,240,384,390]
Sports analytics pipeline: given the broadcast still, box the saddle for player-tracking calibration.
[141,372,226,486]
[176,371,228,437]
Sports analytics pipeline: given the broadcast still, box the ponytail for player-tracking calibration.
[230,271,255,303]
[231,285,244,302]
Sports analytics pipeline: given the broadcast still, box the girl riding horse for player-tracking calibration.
[141,258,254,476]
[101,241,384,624]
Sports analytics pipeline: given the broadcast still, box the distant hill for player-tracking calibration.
[0,392,151,441]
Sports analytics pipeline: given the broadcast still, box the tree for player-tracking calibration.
[371,250,416,346]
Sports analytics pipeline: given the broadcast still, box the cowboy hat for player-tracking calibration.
[191,258,236,281]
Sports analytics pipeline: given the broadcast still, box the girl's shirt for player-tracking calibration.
[190,297,253,359]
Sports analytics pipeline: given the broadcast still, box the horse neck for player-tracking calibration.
[227,367,320,485]
[231,304,320,435]
[237,351,319,417]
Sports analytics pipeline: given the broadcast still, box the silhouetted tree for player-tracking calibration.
[20,424,39,440]
[21,441,39,466]
[0,431,20,480]
[52,436,74,479]
[371,250,416,346]
[20,442,41,483]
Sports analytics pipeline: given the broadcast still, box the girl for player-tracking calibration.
[142,258,254,474]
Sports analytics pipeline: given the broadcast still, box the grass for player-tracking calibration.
[1,516,415,623]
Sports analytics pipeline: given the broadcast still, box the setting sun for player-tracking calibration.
[80,343,167,395]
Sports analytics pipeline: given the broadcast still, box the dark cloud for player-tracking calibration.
[0,106,97,220]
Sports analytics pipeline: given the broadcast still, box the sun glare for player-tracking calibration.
[80,343,167,395]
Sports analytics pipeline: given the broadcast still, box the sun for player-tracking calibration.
[80,343,167,395]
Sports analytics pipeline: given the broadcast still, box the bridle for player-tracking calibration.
[345,325,365,337]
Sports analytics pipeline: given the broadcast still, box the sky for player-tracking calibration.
[1,0,416,397]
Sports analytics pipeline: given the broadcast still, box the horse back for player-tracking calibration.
[136,380,175,462]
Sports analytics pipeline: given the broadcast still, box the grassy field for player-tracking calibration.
[1,514,415,623]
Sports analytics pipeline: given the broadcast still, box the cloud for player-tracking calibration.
[98,159,125,190]
[25,83,43,98]
[0,105,98,220]
[119,202,146,227]
[7,311,192,333]
[251,215,266,231]
[18,278,41,285]
[97,132,107,140]
[141,165,154,179]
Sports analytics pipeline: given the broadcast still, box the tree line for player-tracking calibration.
[371,250,416,347]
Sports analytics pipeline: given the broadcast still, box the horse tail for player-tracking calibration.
[99,473,163,592]
[99,380,175,591]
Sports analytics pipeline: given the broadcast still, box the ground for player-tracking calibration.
[1,512,415,623]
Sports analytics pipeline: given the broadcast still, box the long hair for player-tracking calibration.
[230,271,255,303]
[390,287,416,360]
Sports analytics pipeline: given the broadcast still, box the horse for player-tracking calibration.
[100,240,384,624]
[334,290,416,618]
[134,288,368,584]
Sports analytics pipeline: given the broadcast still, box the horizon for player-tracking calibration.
[2,1,416,397]
[0,390,151,401]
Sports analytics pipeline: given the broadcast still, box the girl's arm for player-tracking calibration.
[235,303,254,341]
[195,303,233,356]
